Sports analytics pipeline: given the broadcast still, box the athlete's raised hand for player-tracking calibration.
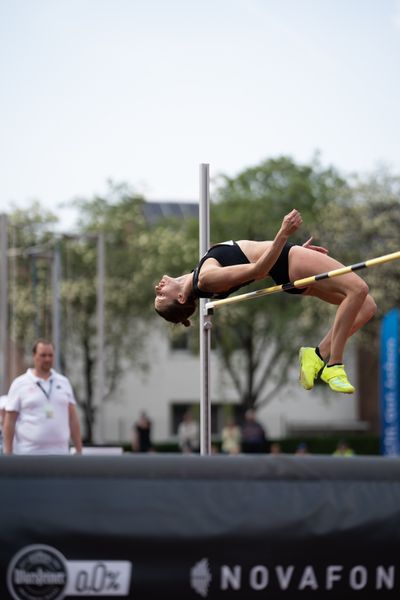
[281,209,303,236]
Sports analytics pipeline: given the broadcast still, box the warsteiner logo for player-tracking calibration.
[190,558,212,597]
[7,545,68,600]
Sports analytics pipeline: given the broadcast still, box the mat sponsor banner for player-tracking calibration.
[380,308,400,455]
[5,544,400,599]
[190,557,398,597]
[6,544,132,600]
[1,455,400,598]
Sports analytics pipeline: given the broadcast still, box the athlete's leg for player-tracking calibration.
[307,289,377,361]
[289,246,376,364]
[298,290,376,390]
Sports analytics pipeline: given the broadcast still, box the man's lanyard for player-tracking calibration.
[36,379,53,401]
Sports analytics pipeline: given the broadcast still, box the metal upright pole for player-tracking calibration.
[0,214,8,393]
[31,255,40,339]
[96,231,106,443]
[52,240,62,371]
[199,164,212,455]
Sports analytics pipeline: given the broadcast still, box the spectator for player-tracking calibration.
[269,441,282,455]
[3,338,82,455]
[132,411,153,452]
[333,439,355,457]
[295,442,310,455]
[241,409,267,453]
[177,409,199,453]
[221,417,241,454]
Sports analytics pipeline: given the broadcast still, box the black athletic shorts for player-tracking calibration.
[269,242,306,295]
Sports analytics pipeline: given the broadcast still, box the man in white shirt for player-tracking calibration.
[3,339,82,455]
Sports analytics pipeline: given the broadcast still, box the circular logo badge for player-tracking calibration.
[7,545,68,600]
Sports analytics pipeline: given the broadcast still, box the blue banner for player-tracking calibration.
[380,308,400,456]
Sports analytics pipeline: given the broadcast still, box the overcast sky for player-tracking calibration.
[1,0,399,228]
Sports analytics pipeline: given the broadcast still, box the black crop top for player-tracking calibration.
[192,240,305,300]
[192,241,254,299]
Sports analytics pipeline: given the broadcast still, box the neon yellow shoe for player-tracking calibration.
[320,364,355,394]
[299,347,325,390]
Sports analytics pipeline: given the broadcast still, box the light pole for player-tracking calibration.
[96,231,106,443]
[52,240,62,371]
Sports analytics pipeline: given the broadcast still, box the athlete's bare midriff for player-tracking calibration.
[235,240,274,263]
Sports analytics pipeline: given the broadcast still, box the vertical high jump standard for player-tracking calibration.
[199,164,212,455]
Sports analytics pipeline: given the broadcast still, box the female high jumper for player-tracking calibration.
[154,209,376,393]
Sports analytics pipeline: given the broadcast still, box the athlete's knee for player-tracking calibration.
[364,294,377,320]
[352,279,369,302]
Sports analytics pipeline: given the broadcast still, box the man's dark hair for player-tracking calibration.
[32,338,54,354]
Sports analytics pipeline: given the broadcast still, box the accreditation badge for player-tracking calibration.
[44,403,54,418]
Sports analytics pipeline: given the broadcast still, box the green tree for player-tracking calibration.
[306,166,400,432]
[5,185,200,443]
[309,166,400,342]
[346,169,400,318]
[61,182,158,441]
